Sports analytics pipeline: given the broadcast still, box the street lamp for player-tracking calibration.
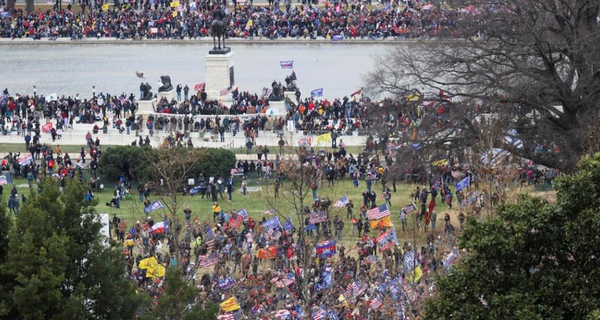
[92,86,96,97]
[33,85,36,97]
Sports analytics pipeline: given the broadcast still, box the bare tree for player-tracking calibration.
[365,0,600,172]
[144,147,201,267]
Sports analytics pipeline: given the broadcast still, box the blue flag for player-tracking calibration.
[189,185,202,196]
[284,218,294,231]
[237,208,248,219]
[455,176,470,192]
[311,88,323,98]
[144,200,164,214]
[304,224,316,232]
[280,61,293,69]
[262,216,283,231]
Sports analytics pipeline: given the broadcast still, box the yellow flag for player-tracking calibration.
[432,159,448,166]
[172,10,178,17]
[220,296,240,312]
[170,0,180,7]
[101,3,109,10]
[316,132,331,144]
[370,216,394,229]
[409,266,423,283]
[138,257,166,278]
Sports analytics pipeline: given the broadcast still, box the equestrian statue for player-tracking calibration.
[210,7,229,53]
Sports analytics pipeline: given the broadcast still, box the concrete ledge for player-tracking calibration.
[0,37,448,46]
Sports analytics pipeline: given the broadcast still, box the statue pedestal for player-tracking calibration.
[284,91,296,102]
[157,89,177,102]
[205,51,235,107]
[137,99,156,114]
[266,100,286,116]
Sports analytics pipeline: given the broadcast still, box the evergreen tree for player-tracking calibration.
[138,268,219,320]
[424,154,600,319]
[0,178,146,320]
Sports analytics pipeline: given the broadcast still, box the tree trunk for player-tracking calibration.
[25,0,34,14]
[7,0,16,10]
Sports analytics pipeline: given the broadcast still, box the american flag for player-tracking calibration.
[313,309,326,320]
[404,285,419,303]
[346,280,367,298]
[401,204,417,213]
[272,309,291,319]
[308,211,328,224]
[263,208,276,216]
[370,297,383,310]
[198,252,218,268]
[283,272,295,286]
[217,313,234,320]
[204,226,215,251]
[229,213,243,229]
[333,195,349,208]
[367,204,391,220]
[266,227,281,240]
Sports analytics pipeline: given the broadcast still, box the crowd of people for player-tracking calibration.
[0,83,380,145]
[1,0,479,40]
[105,143,468,319]
[0,108,559,319]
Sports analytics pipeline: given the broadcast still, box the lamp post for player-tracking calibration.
[33,85,36,97]
[92,86,96,98]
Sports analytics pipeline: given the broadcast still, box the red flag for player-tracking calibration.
[351,88,362,97]
[194,83,205,91]
[42,123,53,133]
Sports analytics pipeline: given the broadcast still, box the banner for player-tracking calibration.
[401,204,416,213]
[237,208,248,219]
[218,277,236,290]
[144,200,165,214]
[19,154,33,167]
[169,0,180,7]
[262,216,283,231]
[333,195,349,208]
[316,240,337,258]
[189,185,203,196]
[101,3,109,10]
[297,136,312,147]
[280,61,293,69]
[308,211,328,224]
[316,132,331,144]
[283,218,294,231]
[311,88,323,98]
[0,173,11,185]
[230,168,244,176]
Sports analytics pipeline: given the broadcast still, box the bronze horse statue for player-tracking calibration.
[211,7,227,51]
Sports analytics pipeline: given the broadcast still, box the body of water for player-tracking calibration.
[1,43,392,100]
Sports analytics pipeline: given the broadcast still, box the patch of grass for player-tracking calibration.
[0,143,94,154]
[10,177,445,246]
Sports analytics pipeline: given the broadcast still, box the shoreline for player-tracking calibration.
[0,37,446,45]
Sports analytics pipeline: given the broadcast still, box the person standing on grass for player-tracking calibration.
[241,176,247,196]
[226,176,234,202]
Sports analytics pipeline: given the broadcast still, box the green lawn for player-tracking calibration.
[9,177,441,246]
[0,143,91,154]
